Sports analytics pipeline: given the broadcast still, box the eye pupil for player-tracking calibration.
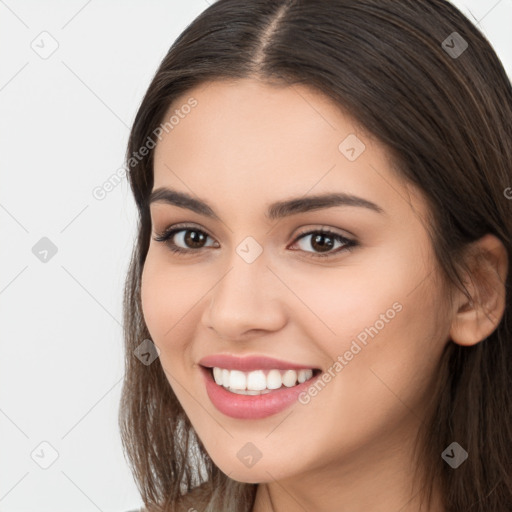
[311,233,334,253]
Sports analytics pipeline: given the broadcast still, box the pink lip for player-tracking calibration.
[198,354,319,372]
[200,366,320,419]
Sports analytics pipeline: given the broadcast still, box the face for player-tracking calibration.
[141,78,452,484]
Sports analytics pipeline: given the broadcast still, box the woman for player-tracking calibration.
[119,1,512,510]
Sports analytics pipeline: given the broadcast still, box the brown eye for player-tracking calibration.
[290,229,357,258]
[153,226,217,254]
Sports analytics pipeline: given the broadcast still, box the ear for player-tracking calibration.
[449,234,508,347]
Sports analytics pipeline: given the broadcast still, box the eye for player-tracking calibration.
[153,223,218,255]
[289,228,357,258]
[153,224,357,258]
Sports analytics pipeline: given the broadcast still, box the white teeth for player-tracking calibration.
[229,370,246,390]
[297,369,308,383]
[211,367,315,393]
[266,369,282,390]
[246,370,267,390]
[213,367,222,385]
[282,369,298,387]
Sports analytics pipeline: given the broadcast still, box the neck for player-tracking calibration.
[251,425,445,512]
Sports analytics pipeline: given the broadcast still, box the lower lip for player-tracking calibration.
[201,366,320,419]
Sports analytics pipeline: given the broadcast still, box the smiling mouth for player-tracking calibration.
[206,366,322,395]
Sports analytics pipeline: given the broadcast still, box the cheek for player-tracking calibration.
[331,274,448,421]
[289,273,446,456]
[277,259,406,354]
[140,253,199,352]
[286,247,446,391]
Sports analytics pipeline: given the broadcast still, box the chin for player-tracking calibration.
[211,455,294,484]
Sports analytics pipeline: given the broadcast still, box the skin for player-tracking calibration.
[140,78,508,512]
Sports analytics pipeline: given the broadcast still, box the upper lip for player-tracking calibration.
[199,354,320,372]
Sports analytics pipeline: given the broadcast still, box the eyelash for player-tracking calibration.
[153,223,358,259]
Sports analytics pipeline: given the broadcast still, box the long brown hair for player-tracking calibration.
[118,1,512,510]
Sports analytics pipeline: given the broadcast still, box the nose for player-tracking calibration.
[200,252,287,341]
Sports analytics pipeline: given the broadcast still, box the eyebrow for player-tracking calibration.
[148,187,385,221]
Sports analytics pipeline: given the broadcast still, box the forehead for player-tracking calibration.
[151,78,423,222]
[154,78,365,164]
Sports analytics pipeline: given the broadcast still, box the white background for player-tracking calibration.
[0,1,510,511]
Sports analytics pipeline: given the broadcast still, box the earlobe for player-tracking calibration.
[449,234,508,347]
